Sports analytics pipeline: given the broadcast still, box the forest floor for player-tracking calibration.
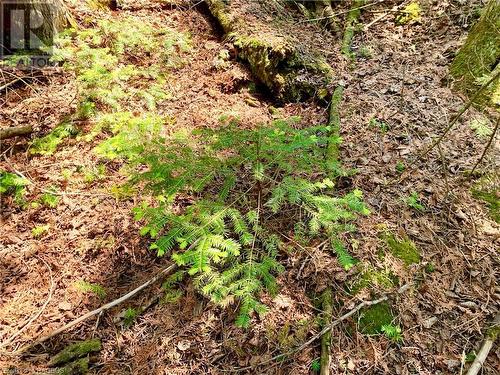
[0,0,498,374]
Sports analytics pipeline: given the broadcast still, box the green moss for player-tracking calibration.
[49,339,101,367]
[384,233,420,265]
[350,266,398,294]
[472,189,499,223]
[450,0,500,107]
[56,357,89,375]
[358,302,394,334]
[206,0,333,102]
[395,2,422,25]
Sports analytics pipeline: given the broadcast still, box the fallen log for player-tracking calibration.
[204,0,334,102]
[0,125,33,140]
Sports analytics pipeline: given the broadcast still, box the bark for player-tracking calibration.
[450,0,500,107]
[0,125,33,140]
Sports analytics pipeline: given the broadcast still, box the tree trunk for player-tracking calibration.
[1,0,73,59]
[450,0,500,107]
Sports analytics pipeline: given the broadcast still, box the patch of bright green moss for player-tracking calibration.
[49,339,101,366]
[349,266,398,295]
[384,233,420,266]
[358,302,394,334]
[472,189,499,223]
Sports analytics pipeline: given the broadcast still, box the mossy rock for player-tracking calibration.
[384,233,420,266]
[49,339,101,367]
[358,302,394,334]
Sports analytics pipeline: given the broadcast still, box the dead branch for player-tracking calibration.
[320,288,333,375]
[466,312,500,375]
[4,263,176,355]
[0,125,33,140]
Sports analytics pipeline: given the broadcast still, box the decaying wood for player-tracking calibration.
[341,0,365,57]
[320,288,333,375]
[0,125,33,140]
[204,0,334,102]
[466,312,500,375]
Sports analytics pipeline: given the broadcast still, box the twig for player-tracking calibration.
[0,78,22,91]
[470,116,499,175]
[466,312,500,375]
[0,257,54,349]
[231,283,412,371]
[7,263,176,355]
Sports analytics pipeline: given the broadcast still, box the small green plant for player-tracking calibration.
[469,118,493,138]
[123,307,139,327]
[406,192,425,211]
[311,358,321,373]
[0,171,29,204]
[82,164,106,184]
[333,240,357,271]
[75,281,107,299]
[381,323,403,342]
[30,122,78,156]
[128,117,369,327]
[32,224,50,238]
[395,161,405,173]
[40,190,60,208]
[358,45,373,59]
[369,117,389,133]
[51,18,190,114]
[395,2,421,25]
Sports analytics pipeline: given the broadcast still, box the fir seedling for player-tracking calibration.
[32,224,50,238]
[406,191,425,211]
[381,324,403,343]
[128,117,370,327]
[75,281,107,299]
[40,191,60,208]
[311,358,321,373]
[0,171,29,204]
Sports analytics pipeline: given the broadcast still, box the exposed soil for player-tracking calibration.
[0,1,498,374]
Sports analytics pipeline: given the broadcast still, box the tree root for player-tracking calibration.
[319,288,333,375]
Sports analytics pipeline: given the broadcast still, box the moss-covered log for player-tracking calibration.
[450,0,500,107]
[205,0,335,102]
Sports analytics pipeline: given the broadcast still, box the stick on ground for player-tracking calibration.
[4,263,176,355]
[466,312,500,375]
